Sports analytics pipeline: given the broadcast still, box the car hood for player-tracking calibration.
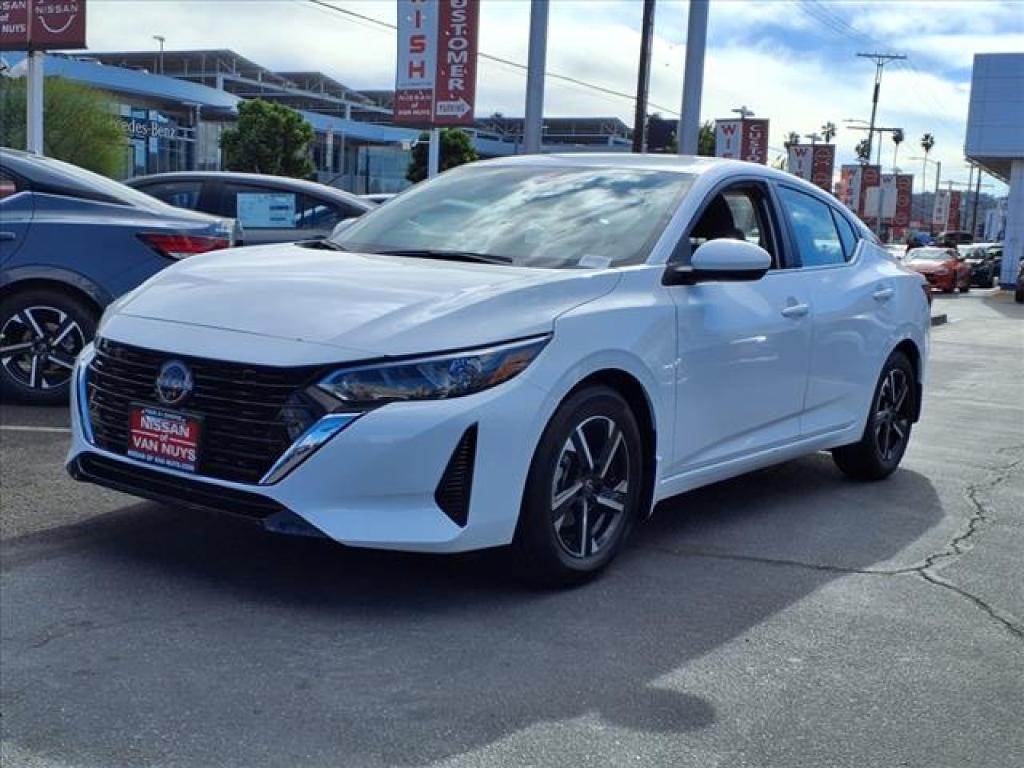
[108,244,621,360]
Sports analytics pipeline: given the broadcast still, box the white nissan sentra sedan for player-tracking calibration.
[67,155,930,584]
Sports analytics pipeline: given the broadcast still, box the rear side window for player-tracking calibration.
[137,180,204,211]
[224,183,352,230]
[831,210,859,261]
[777,186,845,268]
[224,184,299,229]
[0,171,23,200]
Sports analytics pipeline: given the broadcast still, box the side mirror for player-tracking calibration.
[662,238,772,286]
[330,218,356,239]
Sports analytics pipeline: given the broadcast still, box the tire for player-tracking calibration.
[832,351,916,482]
[0,288,97,405]
[512,385,644,586]
[1016,286,1024,304]
[959,278,970,293]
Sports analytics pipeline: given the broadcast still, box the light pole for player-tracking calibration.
[677,0,709,156]
[910,154,941,228]
[153,35,166,74]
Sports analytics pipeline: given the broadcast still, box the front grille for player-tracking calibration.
[70,453,287,520]
[87,338,327,484]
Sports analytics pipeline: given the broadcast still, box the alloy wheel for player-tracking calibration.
[0,306,85,391]
[550,415,630,559]
[873,368,912,463]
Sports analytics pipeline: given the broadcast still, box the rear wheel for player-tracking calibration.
[832,351,916,481]
[512,386,644,586]
[0,289,96,405]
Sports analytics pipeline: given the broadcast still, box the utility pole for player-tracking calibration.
[523,0,549,154]
[632,0,656,153]
[677,0,709,156]
[856,52,906,164]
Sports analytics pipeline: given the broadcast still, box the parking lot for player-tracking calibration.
[1,289,1021,767]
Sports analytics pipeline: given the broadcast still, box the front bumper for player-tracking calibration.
[67,352,552,553]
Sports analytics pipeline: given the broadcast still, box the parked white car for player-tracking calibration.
[67,155,930,583]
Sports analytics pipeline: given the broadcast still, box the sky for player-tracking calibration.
[81,0,1024,191]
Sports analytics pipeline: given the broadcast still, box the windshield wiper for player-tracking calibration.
[297,239,348,251]
[371,248,513,265]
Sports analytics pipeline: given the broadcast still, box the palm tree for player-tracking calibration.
[855,138,871,162]
[820,121,837,143]
[891,128,904,172]
[920,132,935,190]
[784,131,800,149]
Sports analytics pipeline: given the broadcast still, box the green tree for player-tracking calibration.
[406,128,479,183]
[697,120,715,156]
[0,77,126,177]
[220,99,314,177]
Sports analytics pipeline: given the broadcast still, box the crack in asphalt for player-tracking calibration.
[643,447,1024,642]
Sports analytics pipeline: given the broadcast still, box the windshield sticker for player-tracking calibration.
[578,254,613,269]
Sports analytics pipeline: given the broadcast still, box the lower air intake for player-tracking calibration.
[434,425,478,528]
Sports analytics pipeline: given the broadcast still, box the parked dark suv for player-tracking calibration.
[128,172,372,245]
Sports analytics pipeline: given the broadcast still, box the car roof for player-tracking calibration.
[128,171,372,209]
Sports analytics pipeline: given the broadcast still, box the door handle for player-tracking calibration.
[873,287,895,301]
[781,302,809,318]
[0,232,16,241]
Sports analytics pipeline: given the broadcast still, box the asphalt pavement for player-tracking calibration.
[1,288,1022,768]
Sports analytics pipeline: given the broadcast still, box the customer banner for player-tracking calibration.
[394,0,479,126]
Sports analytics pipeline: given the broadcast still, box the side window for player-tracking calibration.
[0,170,26,200]
[777,186,845,268]
[831,209,859,261]
[224,184,298,230]
[683,184,779,267]
[294,195,343,230]
[137,180,204,211]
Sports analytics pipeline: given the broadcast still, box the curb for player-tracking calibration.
[931,314,948,327]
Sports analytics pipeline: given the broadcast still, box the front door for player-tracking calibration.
[667,182,813,475]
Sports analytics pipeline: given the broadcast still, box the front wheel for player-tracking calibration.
[832,351,916,481]
[512,386,644,586]
[0,289,96,405]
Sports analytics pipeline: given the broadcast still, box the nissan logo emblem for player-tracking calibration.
[155,360,194,406]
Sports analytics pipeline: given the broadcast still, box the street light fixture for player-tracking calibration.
[731,106,755,119]
[152,35,166,75]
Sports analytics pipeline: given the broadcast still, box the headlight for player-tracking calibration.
[318,336,549,406]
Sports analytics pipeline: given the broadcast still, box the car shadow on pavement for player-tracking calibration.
[1,453,942,767]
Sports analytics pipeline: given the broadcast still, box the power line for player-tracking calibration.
[306,0,681,117]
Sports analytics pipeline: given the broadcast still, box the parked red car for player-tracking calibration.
[905,247,971,293]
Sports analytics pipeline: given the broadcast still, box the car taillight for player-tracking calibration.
[139,233,231,260]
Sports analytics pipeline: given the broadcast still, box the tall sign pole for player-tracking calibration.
[677,0,708,155]
[394,0,479,178]
[1,0,88,156]
[523,0,549,154]
[631,0,656,154]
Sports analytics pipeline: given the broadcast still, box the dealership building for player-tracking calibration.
[2,49,634,193]
[965,52,1024,287]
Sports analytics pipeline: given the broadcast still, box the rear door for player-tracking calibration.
[773,184,890,437]
[0,171,33,264]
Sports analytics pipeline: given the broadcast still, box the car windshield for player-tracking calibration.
[333,165,695,269]
[908,249,950,261]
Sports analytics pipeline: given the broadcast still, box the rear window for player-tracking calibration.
[17,154,174,211]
